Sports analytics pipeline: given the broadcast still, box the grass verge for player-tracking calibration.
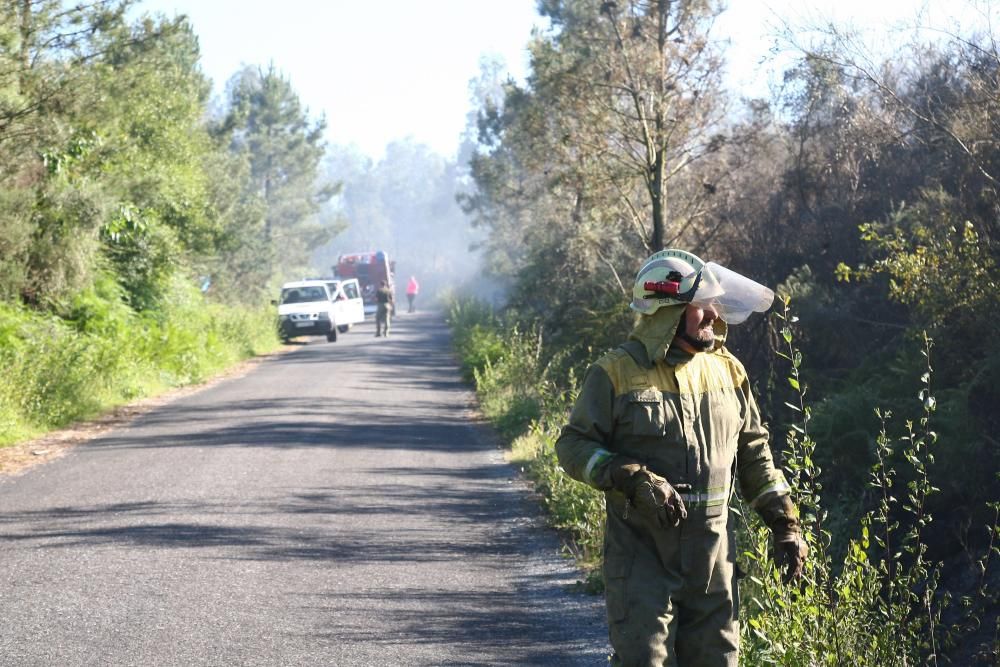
[0,274,280,449]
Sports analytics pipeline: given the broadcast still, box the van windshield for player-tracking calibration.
[280,286,328,304]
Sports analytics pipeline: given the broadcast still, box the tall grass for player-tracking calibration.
[0,273,279,446]
[447,298,606,569]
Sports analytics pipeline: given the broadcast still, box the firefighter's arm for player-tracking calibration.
[735,378,791,511]
[735,374,808,581]
[554,365,618,489]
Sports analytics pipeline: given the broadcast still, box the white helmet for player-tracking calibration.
[630,249,775,324]
[630,249,707,315]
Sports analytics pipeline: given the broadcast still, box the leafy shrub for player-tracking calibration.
[511,422,605,572]
[0,273,280,447]
[447,299,506,380]
[450,296,603,558]
[738,300,998,665]
[449,298,551,438]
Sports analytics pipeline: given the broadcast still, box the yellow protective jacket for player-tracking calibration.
[555,307,789,519]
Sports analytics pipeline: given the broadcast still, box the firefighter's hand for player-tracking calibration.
[609,459,687,528]
[758,494,808,584]
[773,529,808,585]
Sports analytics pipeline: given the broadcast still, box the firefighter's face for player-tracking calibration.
[679,302,719,351]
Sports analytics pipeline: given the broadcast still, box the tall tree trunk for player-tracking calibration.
[650,148,665,250]
[650,0,671,251]
[19,0,32,89]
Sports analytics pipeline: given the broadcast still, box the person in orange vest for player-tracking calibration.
[406,276,420,313]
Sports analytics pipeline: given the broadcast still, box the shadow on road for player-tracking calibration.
[89,405,485,454]
[0,479,560,590]
[306,587,604,665]
[0,310,610,664]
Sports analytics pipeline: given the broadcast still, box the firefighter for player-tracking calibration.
[555,249,808,666]
[374,280,394,337]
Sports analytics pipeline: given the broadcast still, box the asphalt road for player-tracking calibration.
[0,311,609,666]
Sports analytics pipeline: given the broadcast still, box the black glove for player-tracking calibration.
[759,494,808,585]
[603,457,688,528]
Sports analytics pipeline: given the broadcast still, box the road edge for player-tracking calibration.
[0,344,298,477]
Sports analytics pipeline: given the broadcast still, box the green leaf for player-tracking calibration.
[788,377,800,390]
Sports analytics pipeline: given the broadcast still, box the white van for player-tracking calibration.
[276,278,365,342]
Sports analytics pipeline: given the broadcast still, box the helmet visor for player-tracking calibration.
[690,262,774,324]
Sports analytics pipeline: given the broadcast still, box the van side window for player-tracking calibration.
[344,282,359,299]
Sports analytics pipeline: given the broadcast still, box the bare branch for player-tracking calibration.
[593,243,628,295]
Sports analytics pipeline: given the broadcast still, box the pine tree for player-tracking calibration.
[216,64,338,280]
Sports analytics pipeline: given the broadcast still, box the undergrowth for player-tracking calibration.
[448,296,1000,664]
[0,272,279,447]
[447,299,606,569]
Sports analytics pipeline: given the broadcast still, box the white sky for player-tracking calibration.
[137,0,983,160]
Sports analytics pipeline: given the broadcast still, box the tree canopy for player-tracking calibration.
[0,2,340,309]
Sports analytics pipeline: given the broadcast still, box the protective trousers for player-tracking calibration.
[604,495,738,667]
[376,304,391,336]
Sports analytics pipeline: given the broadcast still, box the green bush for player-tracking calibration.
[0,273,280,447]
[738,302,998,665]
[450,297,604,565]
[0,305,110,433]
[450,299,548,438]
[512,423,605,572]
[447,299,506,380]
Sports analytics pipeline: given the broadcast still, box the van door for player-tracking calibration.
[342,279,365,324]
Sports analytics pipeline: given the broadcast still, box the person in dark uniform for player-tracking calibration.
[375,280,395,337]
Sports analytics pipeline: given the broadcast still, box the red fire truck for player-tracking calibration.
[334,251,395,314]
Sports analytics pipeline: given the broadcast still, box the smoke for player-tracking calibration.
[314,139,488,308]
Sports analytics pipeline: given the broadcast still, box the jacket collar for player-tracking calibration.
[625,306,728,368]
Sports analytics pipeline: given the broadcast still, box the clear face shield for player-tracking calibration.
[687,262,775,324]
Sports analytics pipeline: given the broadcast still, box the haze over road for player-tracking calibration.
[0,312,608,666]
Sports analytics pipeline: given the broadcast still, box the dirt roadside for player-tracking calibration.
[0,345,295,477]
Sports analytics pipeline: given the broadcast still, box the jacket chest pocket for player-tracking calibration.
[705,389,743,449]
[621,390,666,436]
